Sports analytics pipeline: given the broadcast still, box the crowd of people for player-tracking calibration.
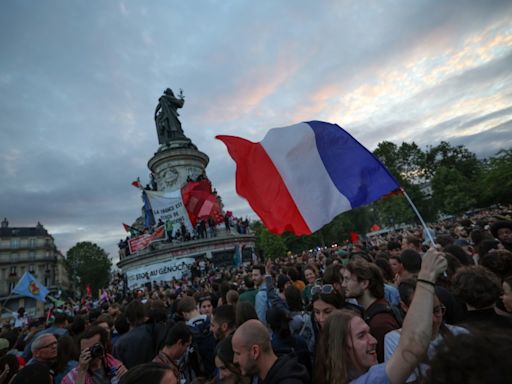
[118,214,251,259]
[1,207,512,383]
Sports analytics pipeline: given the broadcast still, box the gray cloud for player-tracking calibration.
[1,1,512,259]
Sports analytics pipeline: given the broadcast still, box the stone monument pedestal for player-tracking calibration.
[148,143,209,192]
[117,88,256,288]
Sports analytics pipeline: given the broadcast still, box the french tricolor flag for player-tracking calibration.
[216,121,399,235]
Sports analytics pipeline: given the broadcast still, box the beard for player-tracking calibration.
[240,357,258,377]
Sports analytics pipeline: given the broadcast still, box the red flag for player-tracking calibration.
[123,223,130,232]
[382,188,403,199]
[350,231,359,243]
[131,180,141,188]
[370,224,380,232]
[46,308,54,324]
[181,179,223,226]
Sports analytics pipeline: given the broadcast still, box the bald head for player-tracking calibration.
[233,319,271,353]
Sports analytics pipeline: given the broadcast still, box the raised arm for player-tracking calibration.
[385,248,447,384]
[264,258,288,311]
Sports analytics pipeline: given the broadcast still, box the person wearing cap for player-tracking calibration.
[490,221,512,252]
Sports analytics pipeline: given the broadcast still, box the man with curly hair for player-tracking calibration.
[452,265,512,329]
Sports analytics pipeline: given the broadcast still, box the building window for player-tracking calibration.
[11,239,20,248]
[29,251,36,260]
[29,238,36,248]
[29,264,35,273]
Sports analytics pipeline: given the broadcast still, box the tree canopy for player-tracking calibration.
[65,241,112,297]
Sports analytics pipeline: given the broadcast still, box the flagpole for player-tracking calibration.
[400,187,436,247]
[0,293,14,314]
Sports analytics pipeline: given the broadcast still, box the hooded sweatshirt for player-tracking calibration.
[262,354,310,384]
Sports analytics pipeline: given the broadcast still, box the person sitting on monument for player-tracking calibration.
[165,219,174,243]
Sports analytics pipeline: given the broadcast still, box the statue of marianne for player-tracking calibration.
[154,88,185,144]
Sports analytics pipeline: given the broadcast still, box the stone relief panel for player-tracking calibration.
[160,166,180,190]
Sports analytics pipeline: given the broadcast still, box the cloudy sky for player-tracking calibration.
[1,0,511,260]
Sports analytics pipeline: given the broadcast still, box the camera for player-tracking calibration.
[89,343,104,359]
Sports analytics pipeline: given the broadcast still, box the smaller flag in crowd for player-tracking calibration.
[47,295,65,307]
[131,178,142,188]
[13,272,49,302]
[46,308,55,323]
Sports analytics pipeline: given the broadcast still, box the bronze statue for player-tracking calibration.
[154,88,185,144]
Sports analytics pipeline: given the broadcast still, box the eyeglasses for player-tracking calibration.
[311,284,335,296]
[39,341,58,349]
[433,305,446,316]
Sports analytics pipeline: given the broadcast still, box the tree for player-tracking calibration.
[423,141,481,179]
[65,242,112,296]
[424,142,483,214]
[374,141,434,221]
[431,166,478,214]
[481,149,512,205]
[374,141,426,184]
[251,221,288,260]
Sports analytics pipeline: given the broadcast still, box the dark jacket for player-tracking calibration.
[113,324,156,368]
[262,354,310,384]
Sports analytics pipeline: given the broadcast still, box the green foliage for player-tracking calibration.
[431,166,478,214]
[251,221,288,260]
[373,194,415,227]
[424,141,481,179]
[481,149,512,205]
[426,142,483,214]
[65,242,112,296]
[374,141,434,221]
[374,141,426,184]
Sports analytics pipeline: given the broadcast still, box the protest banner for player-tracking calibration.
[144,190,194,235]
[125,257,195,288]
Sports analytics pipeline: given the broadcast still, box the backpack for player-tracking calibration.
[290,311,315,353]
[364,303,403,327]
[182,317,216,381]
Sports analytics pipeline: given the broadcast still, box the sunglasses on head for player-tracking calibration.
[311,284,335,296]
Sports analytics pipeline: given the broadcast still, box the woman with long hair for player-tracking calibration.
[310,284,349,383]
[53,335,79,384]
